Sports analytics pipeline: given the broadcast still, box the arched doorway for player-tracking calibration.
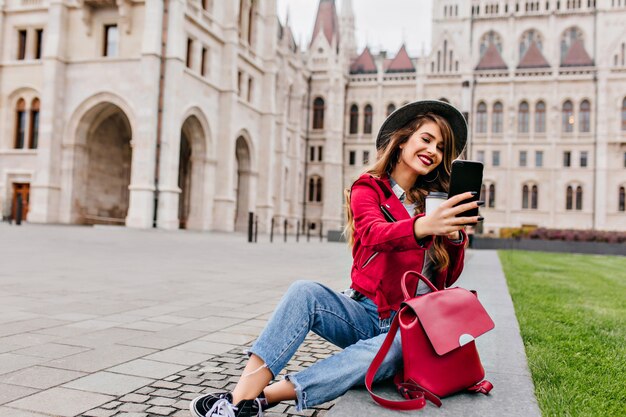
[234,136,251,232]
[178,116,207,229]
[73,103,132,225]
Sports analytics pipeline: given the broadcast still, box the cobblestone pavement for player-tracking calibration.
[82,334,341,417]
[0,224,351,416]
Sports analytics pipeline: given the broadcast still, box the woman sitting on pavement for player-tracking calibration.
[190,100,482,417]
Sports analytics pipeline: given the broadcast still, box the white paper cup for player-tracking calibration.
[425,192,448,215]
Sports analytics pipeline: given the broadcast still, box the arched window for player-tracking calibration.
[522,185,529,209]
[480,184,486,201]
[562,100,574,133]
[316,177,323,202]
[489,184,496,208]
[308,176,323,202]
[531,185,538,209]
[518,101,529,133]
[560,27,584,62]
[29,98,40,149]
[476,102,487,133]
[566,186,573,210]
[308,177,315,202]
[363,104,373,134]
[519,29,543,59]
[479,31,503,58]
[349,104,359,134]
[492,102,503,133]
[576,186,583,210]
[238,0,245,39]
[14,98,26,149]
[619,186,625,212]
[535,101,546,133]
[579,100,591,132]
[312,97,324,129]
[622,97,626,131]
[247,0,255,46]
[386,103,396,116]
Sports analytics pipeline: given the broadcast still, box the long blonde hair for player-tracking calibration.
[344,112,459,272]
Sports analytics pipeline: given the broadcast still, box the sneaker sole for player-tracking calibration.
[189,396,203,417]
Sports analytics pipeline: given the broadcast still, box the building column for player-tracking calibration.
[125,0,165,228]
[212,1,240,232]
[28,0,67,224]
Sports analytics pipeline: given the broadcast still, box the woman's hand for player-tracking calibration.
[414,192,483,239]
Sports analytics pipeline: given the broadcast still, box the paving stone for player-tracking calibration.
[63,371,153,396]
[117,402,148,412]
[148,397,176,406]
[0,354,43,376]
[6,387,113,416]
[101,401,121,409]
[12,343,91,359]
[135,387,156,395]
[146,405,176,415]
[179,384,204,393]
[144,349,213,366]
[0,384,38,405]
[151,380,182,389]
[150,389,182,398]
[82,409,117,417]
[0,366,85,389]
[118,393,150,403]
[172,400,189,409]
[0,407,49,417]
[45,345,156,373]
[107,359,187,380]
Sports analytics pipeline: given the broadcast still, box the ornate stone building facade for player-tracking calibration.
[0,0,625,234]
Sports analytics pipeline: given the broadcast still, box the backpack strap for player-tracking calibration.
[467,380,494,395]
[365,314,441,410]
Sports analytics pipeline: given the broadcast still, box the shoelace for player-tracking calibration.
[206,398,236,417]
[206,398,264,417]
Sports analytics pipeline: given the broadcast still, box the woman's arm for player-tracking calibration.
[351,183,433,252]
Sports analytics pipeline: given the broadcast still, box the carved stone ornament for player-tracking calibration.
[79,0,132,36]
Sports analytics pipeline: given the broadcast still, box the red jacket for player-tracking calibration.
[349,173,466,318]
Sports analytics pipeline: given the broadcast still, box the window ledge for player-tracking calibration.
[0,149,38,155]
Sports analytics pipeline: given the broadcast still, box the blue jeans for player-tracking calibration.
[248,280,402,411]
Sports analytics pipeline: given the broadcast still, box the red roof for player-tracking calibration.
[517,41,550,69]
[386,45,415,73]
[475,43,508,70]
[561,39,594,67]
[350,47,377,74]
[311,0,339,46]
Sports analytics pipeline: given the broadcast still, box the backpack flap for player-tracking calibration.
[405,288,495,356]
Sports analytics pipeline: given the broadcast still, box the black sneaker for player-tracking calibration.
[189,392,232,417]
[189,392,272,417]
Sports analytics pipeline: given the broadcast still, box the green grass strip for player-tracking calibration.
[498,250,626,417]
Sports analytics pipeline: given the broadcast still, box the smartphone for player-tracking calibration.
[448,160,484,219]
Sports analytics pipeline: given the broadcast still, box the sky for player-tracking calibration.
[276,0,434,57]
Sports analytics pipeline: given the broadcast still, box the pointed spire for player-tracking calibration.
[475,43,508,70]
[517,41,550,69]
[561,39,594,67]
[386,44,415,73]
[349,47,377,74]
[311,0,340,47]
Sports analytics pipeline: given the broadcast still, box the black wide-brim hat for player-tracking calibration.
[376,100,467,157]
